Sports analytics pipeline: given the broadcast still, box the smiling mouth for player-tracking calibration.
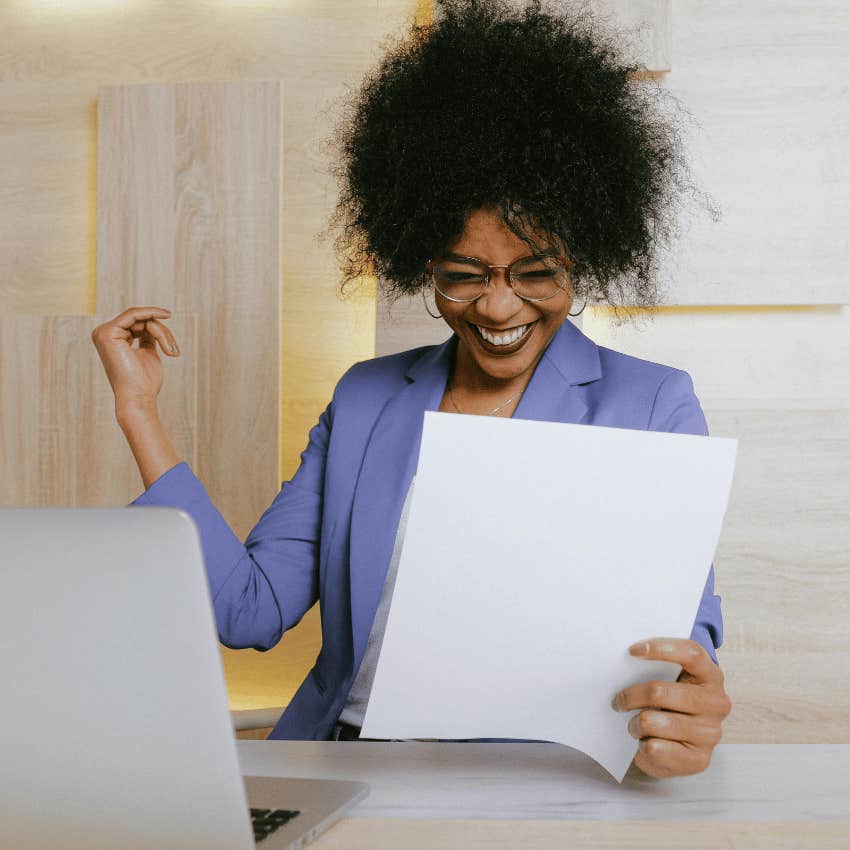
[470,320,537,352]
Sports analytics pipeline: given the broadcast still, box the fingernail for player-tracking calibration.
[611,693,622,711]
[170,343,178,353]
[629,641,649,656]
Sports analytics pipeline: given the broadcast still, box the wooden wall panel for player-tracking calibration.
[97,80,281,542]
[0,82,97,315]
[582,306,850,407]
[0,314,197,506]
[714,408,850,742]
[661,1,850,305]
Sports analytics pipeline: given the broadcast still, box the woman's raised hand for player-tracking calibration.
[90,307,180,416]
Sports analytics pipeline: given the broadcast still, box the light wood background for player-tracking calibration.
[2,0,849,744]
[97,80,281,536]
[0,0,423,713]
[661,0,850,305]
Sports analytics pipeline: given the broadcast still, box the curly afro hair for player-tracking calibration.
[324,0,710,312]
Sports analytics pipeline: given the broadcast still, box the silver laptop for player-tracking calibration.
[0,506,368,850]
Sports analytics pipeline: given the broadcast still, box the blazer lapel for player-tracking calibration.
[513,318,602,423]
[348,335,457,667]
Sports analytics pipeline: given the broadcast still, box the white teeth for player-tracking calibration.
[476,323,529,346]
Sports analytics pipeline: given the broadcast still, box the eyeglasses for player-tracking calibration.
[426,252,572,303]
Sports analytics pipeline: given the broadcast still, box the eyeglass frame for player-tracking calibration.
[425,251,574,304]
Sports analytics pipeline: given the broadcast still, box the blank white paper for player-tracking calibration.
[359,411,738,782]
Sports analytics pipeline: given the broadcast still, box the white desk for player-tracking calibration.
[238,742,850,848]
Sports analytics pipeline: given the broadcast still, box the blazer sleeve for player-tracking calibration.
[127,399,334,651]
[647,368,724,665]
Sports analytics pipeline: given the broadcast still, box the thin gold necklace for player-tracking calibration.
[448,383,524,417]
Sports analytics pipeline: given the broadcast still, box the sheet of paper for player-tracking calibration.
[360,411,738,782]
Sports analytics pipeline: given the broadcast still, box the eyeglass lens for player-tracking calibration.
[431,255,568,302]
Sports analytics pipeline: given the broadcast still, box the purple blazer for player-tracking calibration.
[129,319,723,740]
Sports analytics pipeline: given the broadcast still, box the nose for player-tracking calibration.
[474,267,525,323]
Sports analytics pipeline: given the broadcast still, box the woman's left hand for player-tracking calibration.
[612,637,732,778]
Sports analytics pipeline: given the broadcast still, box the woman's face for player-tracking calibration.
[434,206,574,385]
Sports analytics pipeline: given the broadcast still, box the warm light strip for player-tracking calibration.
[589,304,842,315]
[21,0,138,8]
[416,0,434,26]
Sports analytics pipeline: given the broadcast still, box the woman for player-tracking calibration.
[92,0,731,778]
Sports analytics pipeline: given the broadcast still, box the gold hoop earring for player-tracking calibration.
[568,295,588,317]
[422,284,443,319]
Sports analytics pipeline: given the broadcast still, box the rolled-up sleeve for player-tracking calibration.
[647,368,724,665]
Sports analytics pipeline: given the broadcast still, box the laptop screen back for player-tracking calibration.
[0,507,255,849]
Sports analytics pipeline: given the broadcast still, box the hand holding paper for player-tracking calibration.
[615,637,732,778]
[360,411,737,782]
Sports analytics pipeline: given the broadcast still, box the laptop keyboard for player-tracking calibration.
[250,807,301,843]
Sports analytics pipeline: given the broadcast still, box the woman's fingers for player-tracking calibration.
[627,708,722,748]
[614,679,729,717]
[615,679,698,714]
[628,638,722,684]
[110,307,171,331]
[633,737,713,778]
[130,317,180,356]
[101,307,179,357]
[112,306,172,330]
[93,307,176,351]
